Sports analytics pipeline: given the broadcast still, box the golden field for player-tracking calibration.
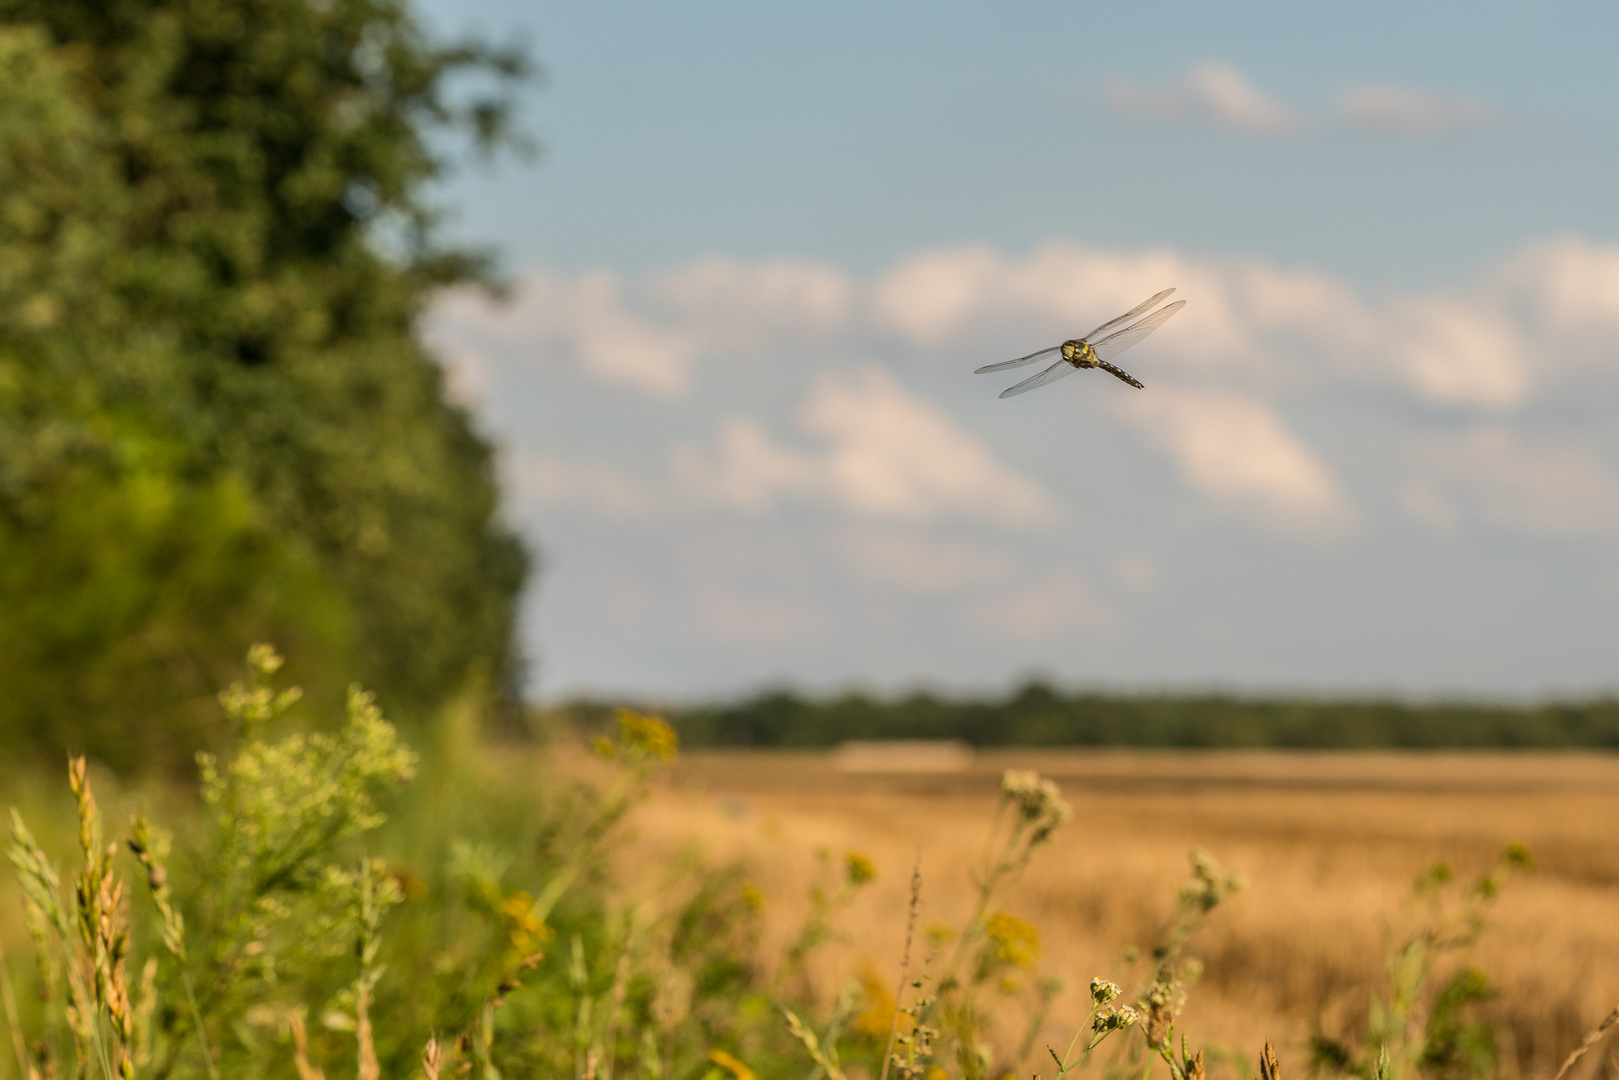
[621,748,1619,1078]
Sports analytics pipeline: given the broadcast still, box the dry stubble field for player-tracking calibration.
[620,748,1619,1077]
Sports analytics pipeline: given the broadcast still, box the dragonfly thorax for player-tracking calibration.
[1061,339,1099,368]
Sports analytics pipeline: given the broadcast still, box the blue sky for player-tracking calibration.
[415,0,1619,700]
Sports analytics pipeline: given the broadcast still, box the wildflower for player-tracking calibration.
[247,641,285,676]
[985,912,1041,967]
[497,891,555,952]
[854,961,899,1038]
[1141,976,1186,1048]
[1091,1005,1139,1034]
[846,851,878,886]
[1180,849,1244,913]
[739,882,765,911]
[999,769,1071,841]
[615,708,679,761]
[1090,977,1120,1006]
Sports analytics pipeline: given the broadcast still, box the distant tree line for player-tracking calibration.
[576,682,1619,750]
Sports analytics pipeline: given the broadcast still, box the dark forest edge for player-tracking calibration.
[552,682,1619,749]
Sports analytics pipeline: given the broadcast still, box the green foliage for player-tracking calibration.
[0,0,529,768]
[647,682,1619,750]
[1309,846,1532,1080]
[3,651,881,1080]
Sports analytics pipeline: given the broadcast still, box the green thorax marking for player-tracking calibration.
[1061,339,1099,367]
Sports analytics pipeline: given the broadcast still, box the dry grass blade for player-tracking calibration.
[356,983,379,1080]
[288,1009,326,1080]
[1552,1007,1619,1080]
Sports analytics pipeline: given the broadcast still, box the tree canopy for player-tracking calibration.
[0,0,531,768]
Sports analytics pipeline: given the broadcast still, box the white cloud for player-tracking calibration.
[1491,237,1619,347]
[648,257,854,348]
[676,369,1057,527]
[800,369,1055,525]
[1103,67,1507,141]
[1106,62,1299,135]
[504,453,655,518]
[428,258,853,398]
[1117,388,1356,536]
[432,271,698,396]
[1414,428,1619,536]
[438,346,491,408]
[834,529,1014,593]
[670,417,821,514]
[1387,299,1528,408]
[1335,83,1498,136]
[963,570,1113,641]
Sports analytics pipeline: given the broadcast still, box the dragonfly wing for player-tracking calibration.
[975,345,1060,374]
[999,358,1074,398]
[1092,299,1186,362]
[1080,288,1176,341]
[1098,360,1144,389]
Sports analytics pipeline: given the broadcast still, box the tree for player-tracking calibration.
[0,0,531,768]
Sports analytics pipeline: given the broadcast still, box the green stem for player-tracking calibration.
[0,934,27,1080]
[179,968,220,1080]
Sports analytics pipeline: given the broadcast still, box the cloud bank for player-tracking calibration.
[428,236,1619,694]
[434,235,1619,540]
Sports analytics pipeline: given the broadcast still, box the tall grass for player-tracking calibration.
[4,649,1616,1080]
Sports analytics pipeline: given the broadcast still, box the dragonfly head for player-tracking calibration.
[1061,339,1097,367]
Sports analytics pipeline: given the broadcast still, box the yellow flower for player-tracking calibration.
[845,851,878,886]
[615,708,679,761]
[985,912,1040,967]
[853,961,903,1039]
[497,891,555,951]
[739,882,765,911]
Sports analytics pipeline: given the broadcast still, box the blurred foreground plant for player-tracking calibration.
[8,650,1610,1080]
[1,648,697,1080]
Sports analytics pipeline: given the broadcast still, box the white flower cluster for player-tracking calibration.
[999,769,1073,842]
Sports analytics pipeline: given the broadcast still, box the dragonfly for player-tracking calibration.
[975,288,1185,398]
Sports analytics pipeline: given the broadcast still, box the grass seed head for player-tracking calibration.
[1261,1041,1282,1080]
